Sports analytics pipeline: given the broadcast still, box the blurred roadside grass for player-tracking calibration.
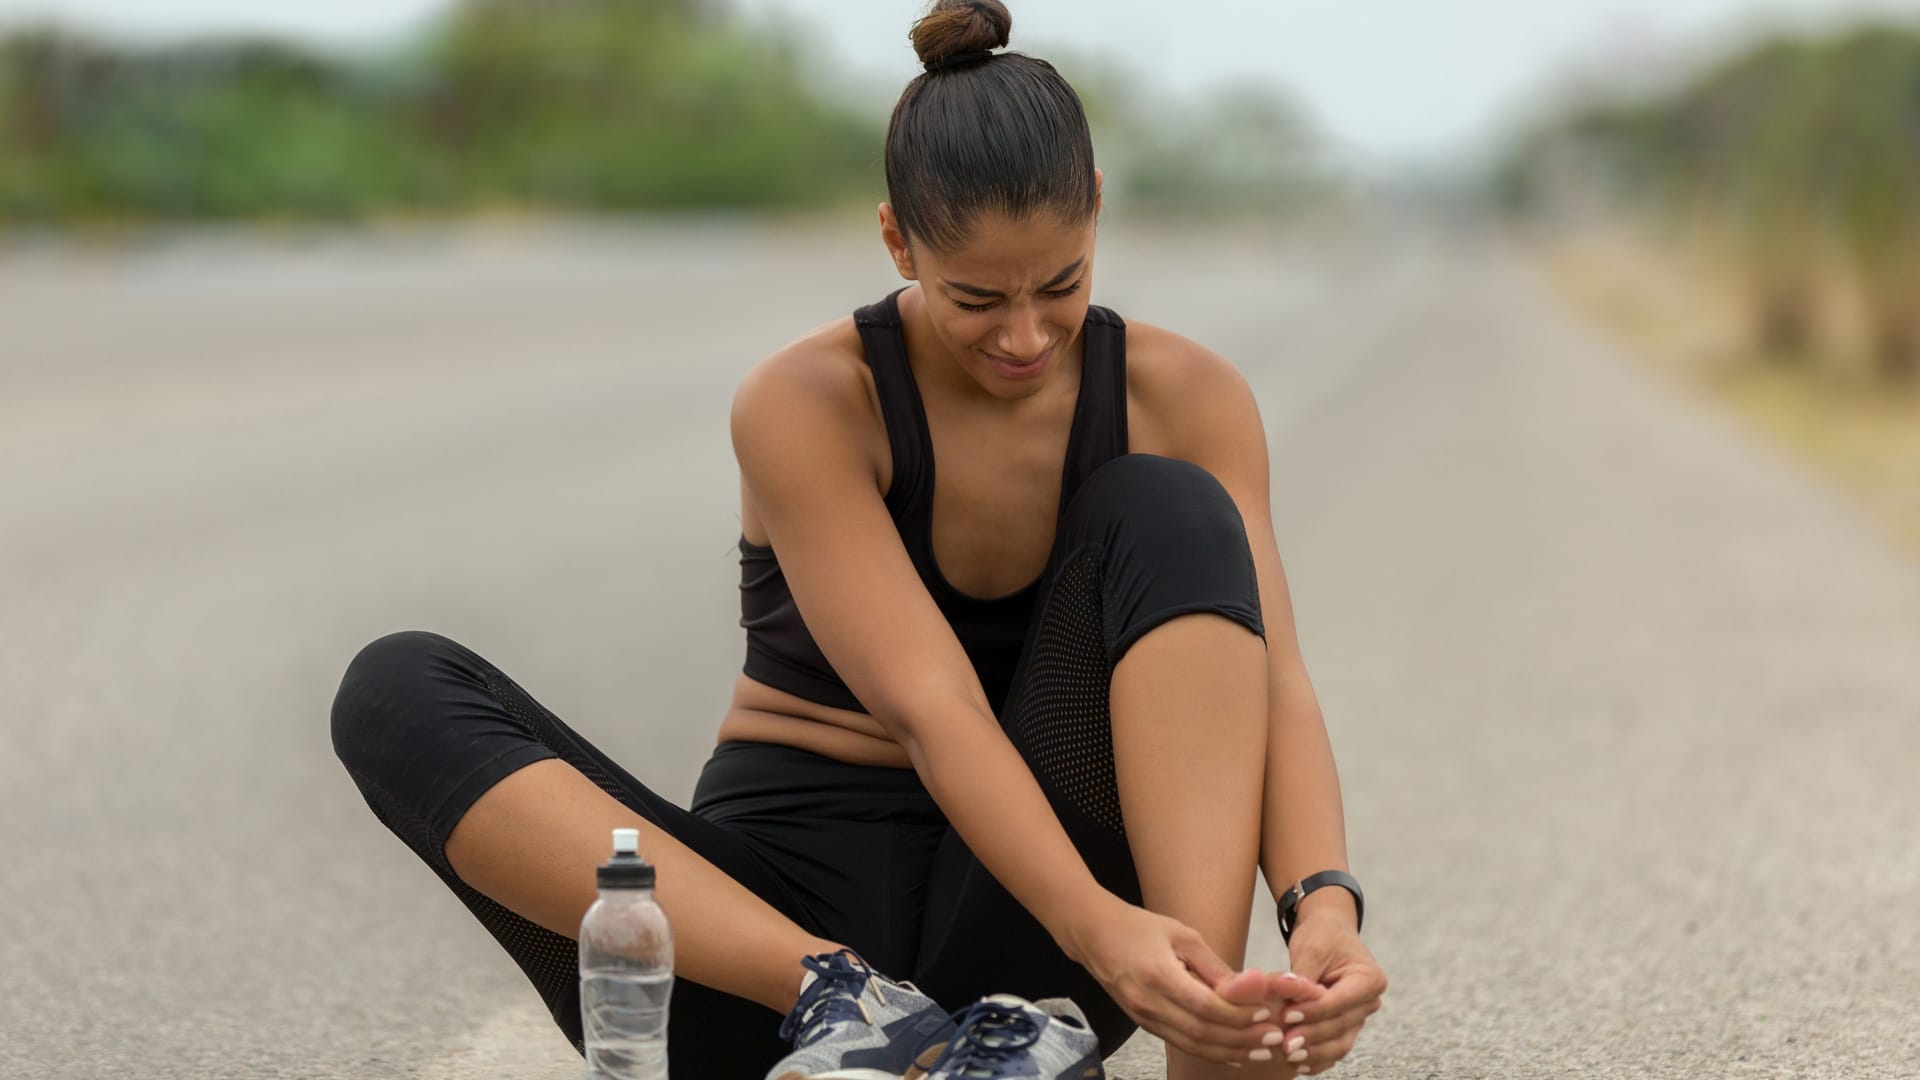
[1540,223,1920,555]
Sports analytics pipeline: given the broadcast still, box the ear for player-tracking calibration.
[878,203,918,281]
[1093,167,1104,221]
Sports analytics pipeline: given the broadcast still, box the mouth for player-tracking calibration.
[985,346,1053,379]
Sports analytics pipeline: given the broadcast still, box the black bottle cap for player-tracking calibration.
[597,854,656,889]
[598,828,656,889]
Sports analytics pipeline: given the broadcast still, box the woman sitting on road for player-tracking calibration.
[330,2,1386,1077]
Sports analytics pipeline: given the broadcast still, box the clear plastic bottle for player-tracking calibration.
[579,827,673,1079]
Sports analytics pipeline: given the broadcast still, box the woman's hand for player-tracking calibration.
[1272,918,1387,1074]
[1065,894,1301,1065]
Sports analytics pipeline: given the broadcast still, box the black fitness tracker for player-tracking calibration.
[1277,870,1365,943]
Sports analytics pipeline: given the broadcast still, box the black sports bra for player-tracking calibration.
[737,286,1128,716]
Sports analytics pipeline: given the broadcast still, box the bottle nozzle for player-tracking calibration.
[600,828,655,888]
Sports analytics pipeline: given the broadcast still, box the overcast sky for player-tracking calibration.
[4,0,1917,163]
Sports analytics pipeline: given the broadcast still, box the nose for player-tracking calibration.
[996,303,1049,360]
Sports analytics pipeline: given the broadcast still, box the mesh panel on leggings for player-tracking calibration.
[461,672,649,1052]
[342,667,651,1054]
[381,672,635,1054]
[353,760,586,1052]
[1002,549,1126,836]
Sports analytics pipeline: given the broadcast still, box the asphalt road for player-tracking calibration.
[1,215,1915,1079]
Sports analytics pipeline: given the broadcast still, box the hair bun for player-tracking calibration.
[910,0,1012,69]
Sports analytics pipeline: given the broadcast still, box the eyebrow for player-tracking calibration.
[941,256,1085,298]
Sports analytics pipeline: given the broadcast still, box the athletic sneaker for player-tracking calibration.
[910,994,1104,1079]
[765,948,958,1080]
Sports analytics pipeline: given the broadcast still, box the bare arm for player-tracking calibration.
[730,350,1111,940]
[730,346,1271,1062]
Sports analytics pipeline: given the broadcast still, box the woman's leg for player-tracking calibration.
[911,455,1271,1077]
[444,759,835,1012]
[330,630,837,1079]
[1110,614,1269,1080]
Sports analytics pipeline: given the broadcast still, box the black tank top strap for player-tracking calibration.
[737,288,1130,716]
[854,287,928,519]
[1059,302,1129,515]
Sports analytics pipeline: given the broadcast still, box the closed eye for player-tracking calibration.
[952,281,1082,313]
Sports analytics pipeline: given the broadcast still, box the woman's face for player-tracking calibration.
[882,181,1101,401]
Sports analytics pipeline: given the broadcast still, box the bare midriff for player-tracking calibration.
[717,674,915,770]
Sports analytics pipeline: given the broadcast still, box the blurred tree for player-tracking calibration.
[1124,80,1328,213]
[0,0,1325,226]
[0,31,113,218]
[1506,20,1920,383]
[0,0,878,221]
[1049,50,1331,218]
[423,0,873,208]
[1686,38,1833,358]
[1824,28,1920,381]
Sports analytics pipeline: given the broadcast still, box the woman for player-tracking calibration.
[330,2,1386,1077]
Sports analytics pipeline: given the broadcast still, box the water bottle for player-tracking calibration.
[580,827,673,1079]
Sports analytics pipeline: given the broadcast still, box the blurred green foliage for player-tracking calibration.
[0,0,1325,227]
[1503,22,1920,380]
[0,0,877,221]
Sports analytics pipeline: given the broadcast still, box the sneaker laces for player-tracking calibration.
[777,949,888,1047]
[922,1000,1040,1077]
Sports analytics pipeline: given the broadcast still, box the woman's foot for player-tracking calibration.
[765,949,957,1080]
[1167,969,1323,1078]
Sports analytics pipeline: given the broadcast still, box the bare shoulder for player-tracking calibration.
[733,315,873,424]
[1123,318,1262,461]
[729,311,894,530]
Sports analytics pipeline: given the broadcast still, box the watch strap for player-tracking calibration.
[1278,869,1364,944]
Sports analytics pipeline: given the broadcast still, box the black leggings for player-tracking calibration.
[330,454,1264,1080]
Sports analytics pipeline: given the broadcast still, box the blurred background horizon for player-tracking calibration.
[5,0,1915,508]
[2,0,1918,170]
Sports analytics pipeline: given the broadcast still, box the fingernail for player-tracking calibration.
[1284,1010,1305,1024]
[1251,1008,1272,1024]
[1288,1048,1309,1063]
[1249,1049,1273,1062]
[1287,1036,1304,1052]
[1262,1031,1285,1046]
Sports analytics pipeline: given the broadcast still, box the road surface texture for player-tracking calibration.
[2,216,1915,1079]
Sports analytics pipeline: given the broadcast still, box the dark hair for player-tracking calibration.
[887,0,1098,253]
